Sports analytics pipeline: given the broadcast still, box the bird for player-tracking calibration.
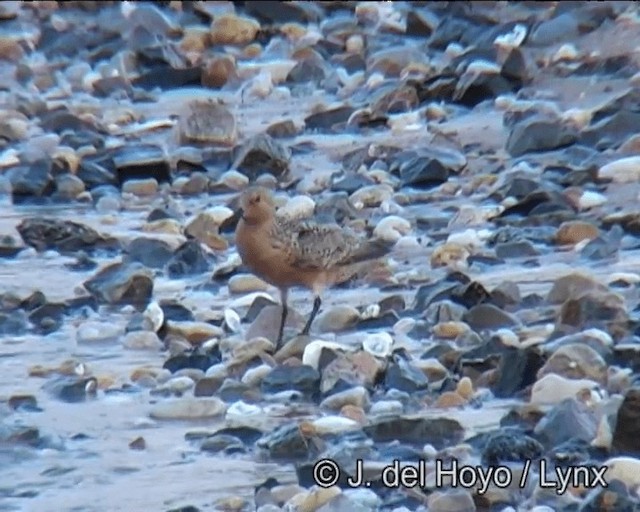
[234,186,394,347]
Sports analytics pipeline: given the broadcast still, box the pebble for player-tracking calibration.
[530,373,602,405]
[122,178,158,196]
[149,398,227,420]
[228,273,270,293]
[122,331,164,350]
[599,156,640,183]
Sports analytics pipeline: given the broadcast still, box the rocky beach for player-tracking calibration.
[2,1,640,511]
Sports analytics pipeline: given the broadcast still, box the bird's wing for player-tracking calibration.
[272,218,362,270]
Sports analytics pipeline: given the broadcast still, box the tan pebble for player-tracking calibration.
[165,321,223,345]
[181,26,211,54]
[130,367,161,382]
[228,273,270,293]
[96,375,116,389]
[29,364,52,377]
[435,391,467,408]
[122,178,158,197]
[433,321,470,338]
[456,377,474,399]
[210,14,260,45]
[554,221,600,245]
[298,421,317,437]
[346,34,364,54]
[280,22,306,40]
[214,496,246,511]
[142,219,183,235]
[286,486,341,512]
[340,404,368,425]
[243,42,262,58]
[430,243,470,269]
[202,54,237,88]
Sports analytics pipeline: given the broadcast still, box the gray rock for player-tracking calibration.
[83,262,154,305]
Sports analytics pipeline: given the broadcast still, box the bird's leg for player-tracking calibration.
[276,288,288,348]
[301,296,321,336]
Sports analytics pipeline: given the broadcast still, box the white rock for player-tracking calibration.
[602,457,640,492]
[143,301,164,332]
[393,317,416,335]
[158,376,195,393]
[277,195,316,220]
[446,229,484,250]
[241,364,272,387]
[360,304,380,320]
[149,398,226,420]
[76,322,123,343]
[494,23,527,48]
[553,43,579,62]
[311,416,361,435]
[219,170,249,190]
[577,190,606,209]
[370,400,403,417]
[223,308,242,333]
[599,156,640,183]
[205,363,228,379]
[350,184,394,208]
[122,331,163,350]
[373,215,411,242]
[226,400,262,420]
[530,374,603,405]
[394,235,421,249]
[302,340,346,370]
[362,332,394,358]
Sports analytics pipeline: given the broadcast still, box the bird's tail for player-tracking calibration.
[343,238,395,265]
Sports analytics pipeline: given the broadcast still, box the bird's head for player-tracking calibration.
[237,186,276,225]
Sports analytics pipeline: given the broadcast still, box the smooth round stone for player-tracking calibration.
[373,215,411,242]
[55,174,85,198]
[433,321,470,338]
[599,156,640,183]
[320,386,370,411]
[210,13,260,45]
[435,391,466,408]
[315,305,360,333]
[530,374,602,405]
[165,321,223,344]
[157,376,195,393]
[96,195,121,213]
[554,221,599,245]
[603,456,640,490]
[362,332,393,358]
[122,178,158,196]
[122,331,163,350]
[278,195,315,220]
[349,184,394,208]
[285,486,341,511]
[369,400,403,417]
[228,273,270,293]
[219,170,249,189]
[149,397,226,420]
[430,242,470,270]
[142,219,182,235]
[226,400,262,420]
[76,322,123,343]
[241,364,271,387]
